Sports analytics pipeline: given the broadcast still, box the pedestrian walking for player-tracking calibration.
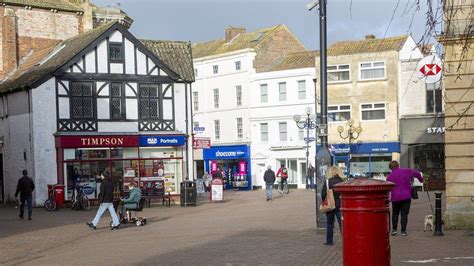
[387,160,423,236]
[321,166,344,245]
[306,163,315,190]
[87,170,120,230]
[15,170,35,220]
[263,165,276,201]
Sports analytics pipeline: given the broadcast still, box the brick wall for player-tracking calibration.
[254,26,307,73]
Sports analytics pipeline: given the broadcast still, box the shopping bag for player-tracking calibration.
[319,179,336,213]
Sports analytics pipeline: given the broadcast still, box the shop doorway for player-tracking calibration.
[300,162,307,189]
[195,160,204,180]
[0,154,4,203]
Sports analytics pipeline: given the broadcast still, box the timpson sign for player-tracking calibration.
[56,136,138,148]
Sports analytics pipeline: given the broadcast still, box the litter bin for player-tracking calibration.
[333,178,394,266]
[47,184,65,208]
[180,181,196,207]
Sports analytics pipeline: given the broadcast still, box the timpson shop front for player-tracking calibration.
[55,134,186,201]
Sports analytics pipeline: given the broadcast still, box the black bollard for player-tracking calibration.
[434,191,444,236]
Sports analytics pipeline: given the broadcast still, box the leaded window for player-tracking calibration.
[109,42,124,63]
[70,81,94,119]
[139,84,160,119]
[110,83,125,120]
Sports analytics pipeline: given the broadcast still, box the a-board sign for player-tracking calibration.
[210,178,224,202]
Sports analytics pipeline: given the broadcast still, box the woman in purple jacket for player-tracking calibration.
[387,160,423,236]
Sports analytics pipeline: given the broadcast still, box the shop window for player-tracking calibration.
[193,91,198,111]
[361,103,385,120]
[109,42,124,63]
[139,84,160,119]
[360,61,385,80]
[260,123,268,141]
[328,105,351,122]
[328,64,350,82]
[298,80,306,100]
[237,117,243,139]
[110,82,125,120]
[260,84,268,103]
[236,85,242,106]
[279,122,287,141]
[70,81,95,119]
[214,120,220,140]
[213,88,219,109]
[426,82,442,113]
[279,82,287,101]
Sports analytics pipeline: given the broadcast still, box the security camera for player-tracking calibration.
[306,1,319,11]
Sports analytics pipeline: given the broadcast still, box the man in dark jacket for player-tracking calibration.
[263,165,276,201]
[87,170,120,230]
[15,170,35,220]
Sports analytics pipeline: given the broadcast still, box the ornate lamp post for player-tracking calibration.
[337,119,363,175]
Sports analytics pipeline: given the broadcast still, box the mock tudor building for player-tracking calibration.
[0,22,194,205]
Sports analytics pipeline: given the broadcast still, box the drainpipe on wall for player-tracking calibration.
[184,83,190,180]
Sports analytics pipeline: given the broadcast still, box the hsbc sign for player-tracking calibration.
[417,55,443,84]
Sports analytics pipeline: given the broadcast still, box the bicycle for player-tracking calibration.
[71,186,91,211]
[278,179,290,195]
[44,187,57,211]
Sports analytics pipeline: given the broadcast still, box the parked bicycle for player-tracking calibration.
[44,187,57,211]
[71,185,91,211]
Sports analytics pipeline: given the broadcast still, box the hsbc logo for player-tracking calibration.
[419,64,442,76]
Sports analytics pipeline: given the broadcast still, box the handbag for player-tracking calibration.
[411,179,419,199]
[320,179,336,213]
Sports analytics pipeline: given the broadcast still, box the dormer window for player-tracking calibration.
[109,42,124,63]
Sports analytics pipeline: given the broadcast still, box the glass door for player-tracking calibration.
[300,162,307,189]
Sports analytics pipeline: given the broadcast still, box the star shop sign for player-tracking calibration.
[416,55,443,84]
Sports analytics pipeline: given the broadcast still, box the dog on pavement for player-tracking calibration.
[424,214,434,232]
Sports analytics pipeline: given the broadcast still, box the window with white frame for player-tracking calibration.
[194,68,198,77]
[279,122,287,141]
[328,105,351,122]
[236,85,242,106]
[235,61,241,71]
[261,123,268,141]
[426,82,442,113]
[298,80,306,100]
[213,88,219,108]
[328,64,350,82]
[193,121,199,128]
[192,91,198,111]
[212,65,218,74]
[236,117,243,139]
[214,120,220,140]
[361,103,386,120]
[279,82,287,101]
[260,84,268,103]
[298,128,305,140]
[360,62,385,80]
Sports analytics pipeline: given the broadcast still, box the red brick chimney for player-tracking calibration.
[225,27,245,42]
[2,7,18,80]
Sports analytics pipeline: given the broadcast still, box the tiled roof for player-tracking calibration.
[0,22,114,94]
[141,40,195,82]
[328,35,408,56]
[192,25,282,58]
[0,0,83,12]
[263,50,318,72]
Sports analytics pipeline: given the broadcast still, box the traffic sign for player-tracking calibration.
[416,55,442,84]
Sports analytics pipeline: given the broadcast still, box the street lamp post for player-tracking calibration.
[337,119,363,175]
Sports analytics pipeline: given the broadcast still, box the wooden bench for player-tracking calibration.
[142,189,171,208]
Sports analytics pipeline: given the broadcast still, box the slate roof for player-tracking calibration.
[327,35,408,56]
[0,0,83,12]
[262,50,318,72]
[192,25,283,58]
[141,40,195,82]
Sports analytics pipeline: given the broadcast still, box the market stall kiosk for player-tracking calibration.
[203,145,251,191]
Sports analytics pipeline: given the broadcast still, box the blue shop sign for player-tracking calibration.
[139,135,186,146]
[203,145,250,159]
[325,142,400,155]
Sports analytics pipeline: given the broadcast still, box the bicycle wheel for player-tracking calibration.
[284,184,290,194]
[44,199,57,211]
[81,195,90,211]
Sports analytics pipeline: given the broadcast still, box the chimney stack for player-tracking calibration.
[225,27,245,42]
[2,7,18,80]
[365,34,376,40]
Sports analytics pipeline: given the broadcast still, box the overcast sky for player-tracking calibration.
[96,0,440,50]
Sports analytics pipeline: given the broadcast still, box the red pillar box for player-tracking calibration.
[333,178,394,266]
[210,178,224,202]
[47,184,65,208]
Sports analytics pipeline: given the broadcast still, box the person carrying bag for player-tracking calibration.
[320,166,344,246]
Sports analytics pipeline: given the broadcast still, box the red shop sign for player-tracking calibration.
[193,137,211,149]
[56,136,139,148]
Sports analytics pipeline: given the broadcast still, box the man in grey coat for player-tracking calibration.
[263,165,276,201]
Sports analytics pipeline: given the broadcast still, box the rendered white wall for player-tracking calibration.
[97,40,108,73]
[125,39,135,74]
